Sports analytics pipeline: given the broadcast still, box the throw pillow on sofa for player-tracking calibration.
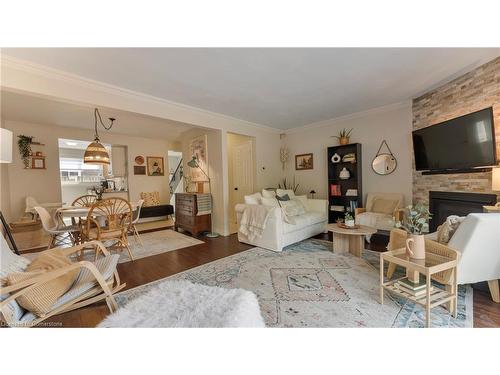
[436,215,466,244]
[292,195,308,208]
[261,197,279,207]
[276,189,296,198]
[140,191,160,207]
[280,200,306,217]
[262,189,276,198]
[276,194,290,201]
[244,192,262,205]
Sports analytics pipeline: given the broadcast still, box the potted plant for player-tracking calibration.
[17,135,33,168]
[395,203,431,259]
[344,212,355,227]
[332,128,353,145]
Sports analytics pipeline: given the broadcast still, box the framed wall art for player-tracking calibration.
[134,165,146,175]
[146,156,165,176]
[295,153,313,170]
[189,134,209,181]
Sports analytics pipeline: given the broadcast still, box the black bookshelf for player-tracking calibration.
[327,143,362,223]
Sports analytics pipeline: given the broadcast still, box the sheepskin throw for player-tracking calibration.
[98,280,265,328]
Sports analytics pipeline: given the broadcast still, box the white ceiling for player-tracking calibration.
[2,48,500,129]
[0,90,198,141]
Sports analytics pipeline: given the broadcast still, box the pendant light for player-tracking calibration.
[83,108,115,165]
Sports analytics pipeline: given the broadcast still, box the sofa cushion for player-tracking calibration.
[283,212,325,234]
[244,192,262,205]
[293,195,308,207]
[356,212,394,231]
[371,198,398,215]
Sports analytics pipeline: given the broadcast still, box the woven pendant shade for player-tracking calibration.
[83,140,110,165]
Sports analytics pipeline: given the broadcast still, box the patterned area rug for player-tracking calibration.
[115,238,473,327]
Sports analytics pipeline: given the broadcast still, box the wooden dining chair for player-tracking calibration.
[70,195,98,226]
[80,198,134,261]
[72,195,98,207]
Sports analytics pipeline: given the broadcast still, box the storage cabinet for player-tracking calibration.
[174,193,211,236]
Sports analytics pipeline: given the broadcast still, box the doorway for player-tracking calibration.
[227,133,256,234]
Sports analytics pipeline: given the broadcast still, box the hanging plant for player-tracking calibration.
[17,135,33,168]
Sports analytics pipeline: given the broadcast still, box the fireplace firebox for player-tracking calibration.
[428,191,497,232]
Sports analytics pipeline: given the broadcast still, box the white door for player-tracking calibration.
[230,140,254,233]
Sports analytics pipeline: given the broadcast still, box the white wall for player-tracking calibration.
[283,103,413,206]
[2,120,179,222]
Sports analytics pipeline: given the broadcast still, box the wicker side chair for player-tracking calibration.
[70,195,98,226]
[80,198,134,261]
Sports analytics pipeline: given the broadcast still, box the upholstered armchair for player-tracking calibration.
[386,213,500,303]
[355,192,404,237]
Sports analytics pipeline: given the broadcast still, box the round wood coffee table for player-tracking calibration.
[326,224,377,257]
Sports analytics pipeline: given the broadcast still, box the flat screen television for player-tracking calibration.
[412,107,497,172]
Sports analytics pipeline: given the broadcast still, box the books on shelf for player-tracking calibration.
[395,277,434,298]
[330,205,345,212]
[330,184,341,196]
[349,200,358,213]
[395,283,434,298]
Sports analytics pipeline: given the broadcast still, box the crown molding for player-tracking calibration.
[284,100,412,134]
[0,55,282,134]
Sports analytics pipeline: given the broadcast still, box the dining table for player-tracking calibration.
[56,201,140,227]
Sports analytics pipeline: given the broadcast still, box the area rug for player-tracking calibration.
[115,229,204,263]
[24,229,204,263]
[114,238,473,327]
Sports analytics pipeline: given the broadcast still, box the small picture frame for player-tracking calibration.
[295,153,314,170]
[147,156,165,176]
[31,157,45,169]
[134,165,146,175]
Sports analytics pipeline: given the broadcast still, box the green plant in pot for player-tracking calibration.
[395,203,431,259]
[332,128,353,145]
[17,135,33,168]
[344,212,355,227]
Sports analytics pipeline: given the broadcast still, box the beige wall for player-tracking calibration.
[2,120,179,222]
[283,103,413,206]
[412,57,500,205]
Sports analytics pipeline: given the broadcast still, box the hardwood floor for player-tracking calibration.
[42,230,499,328]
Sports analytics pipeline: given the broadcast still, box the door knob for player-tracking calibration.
[234,187,238,191]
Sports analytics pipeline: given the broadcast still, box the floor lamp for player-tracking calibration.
[187,156,219,237]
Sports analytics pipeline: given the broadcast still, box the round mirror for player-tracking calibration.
[372,153,397,175]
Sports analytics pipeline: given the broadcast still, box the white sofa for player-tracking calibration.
[235,193,328,252]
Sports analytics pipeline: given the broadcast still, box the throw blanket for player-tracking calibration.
[196,194,212,216]
[239,205,271,241]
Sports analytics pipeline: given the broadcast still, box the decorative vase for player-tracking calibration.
[339,167,350,180]
[406,234,425,259]
[345,219,355,227]
[331,153,341,163]
[339,137,349,145]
